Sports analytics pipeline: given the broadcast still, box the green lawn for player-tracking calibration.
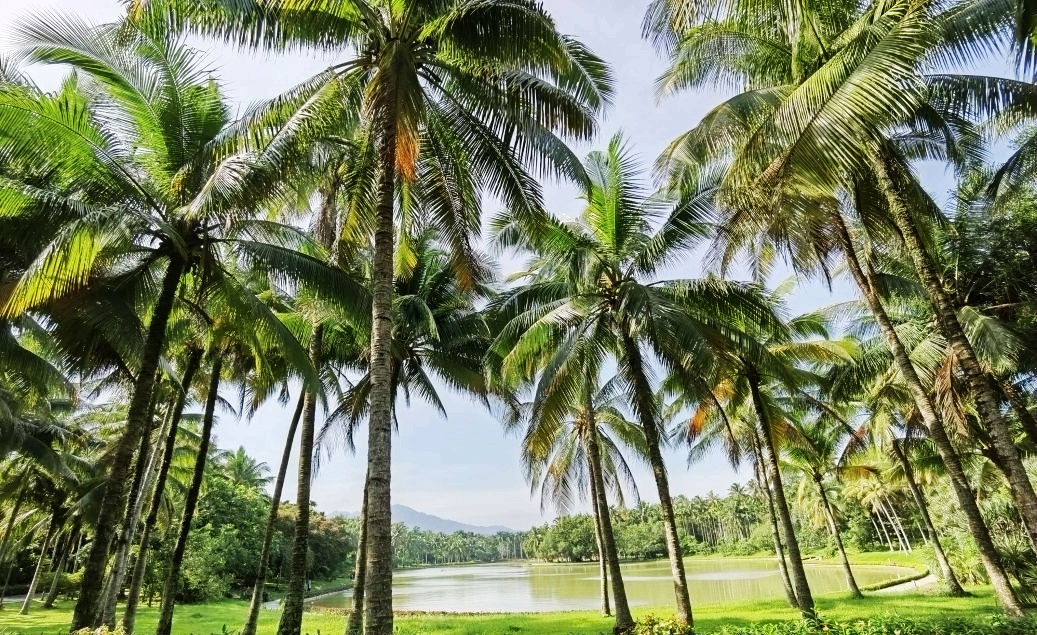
[0,587,1007,635]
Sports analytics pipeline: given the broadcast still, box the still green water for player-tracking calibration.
[308,558,914,612]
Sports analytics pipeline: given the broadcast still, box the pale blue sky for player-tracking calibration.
[1,0,858,528]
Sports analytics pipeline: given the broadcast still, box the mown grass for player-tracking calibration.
[0,588,1007,635]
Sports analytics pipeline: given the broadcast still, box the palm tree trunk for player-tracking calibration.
[813,474,862,598]
[100,386,165,627]
[620,334,693,627]
[243,393,305,635]
[0,485,26,610]
[122,347,203,633]
[43,526,75,609]
[746,372,816,619]
[155,353,223,635]
[72,256,185,630]
[584,422,633,633]
[833,211,1023,615]
[363,106,399,635]
[587,460,610,617]
[753,454,797,607]
[873,154,1037,557]
[277,326,324,635]
[346,478,369,635]
[889,440,965,595]
[20,516,57,615]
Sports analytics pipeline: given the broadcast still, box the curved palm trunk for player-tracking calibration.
[100,389,165,626]
[752,453,797,607]
[620,334,693,626]
[72,257,185,630]
[243,392,306,635]
[587,463,610,617]
[277,326,324,635]
[834,211,1022,615]
[122,348,204,633]
[746,373,816,619]
[813,474,862,597]
[873,155,1037,557]
[155,354,223,635]
[889,441,965,595]
[363,107,399,635]
[584,423,633,633]
[19,515,57,614]
[346,479,369,635]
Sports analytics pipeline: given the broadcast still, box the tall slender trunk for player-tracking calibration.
[879,499,909,552]
[122,348,203,633]
[620,334,693,626]
[72,256,185,630]
[746,372,815,618]
[753,452,797,607]
[889,440,965,595]
[20,515,57,614]
[277,326,324,635]
[100,387,164,626]
[43,525,76,609]
[243,393,305,635]
[874,154,1037,556]
[813,474,862,598]
[0,485,26,610]
[347,479,369,635]
[834,211,1023,615]
[587,459,610,617]
[155,353,223,635]
[364,105,399,635]
[583,409,633,633]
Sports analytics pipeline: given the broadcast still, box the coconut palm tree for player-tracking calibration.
[782,412,866,597]
[128,4,612,630]
[645,0,1027,613]
[490,135,782,627]
[0,16,353,627]
[511,365,645,631]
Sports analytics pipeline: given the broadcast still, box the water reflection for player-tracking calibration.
[308,559,914,613]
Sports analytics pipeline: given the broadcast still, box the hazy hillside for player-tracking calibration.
[390,504,513,535]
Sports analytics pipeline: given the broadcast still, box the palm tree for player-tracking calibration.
[511,366,645,631]
[315,231,504,635]
[491,135,781,626]
[645,0,1027,613]
[782,413,866,598]
[221,447,273,489]
[130,4,612,631]
[0,17,342,628]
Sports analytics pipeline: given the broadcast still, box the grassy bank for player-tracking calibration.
[0,588,1009,635]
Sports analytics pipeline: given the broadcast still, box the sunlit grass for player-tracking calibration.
[0,586,1005,635]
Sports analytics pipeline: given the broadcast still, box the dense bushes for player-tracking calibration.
[715,615,1037,635]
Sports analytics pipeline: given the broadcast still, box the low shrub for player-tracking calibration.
[715,614,1037,635]
[633,614,694,635]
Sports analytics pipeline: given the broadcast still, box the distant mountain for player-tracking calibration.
[390,504,513,535]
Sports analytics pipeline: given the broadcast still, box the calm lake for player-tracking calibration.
[307,558,914,612]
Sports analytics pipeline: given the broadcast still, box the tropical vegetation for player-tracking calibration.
[1,0,1037,633]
